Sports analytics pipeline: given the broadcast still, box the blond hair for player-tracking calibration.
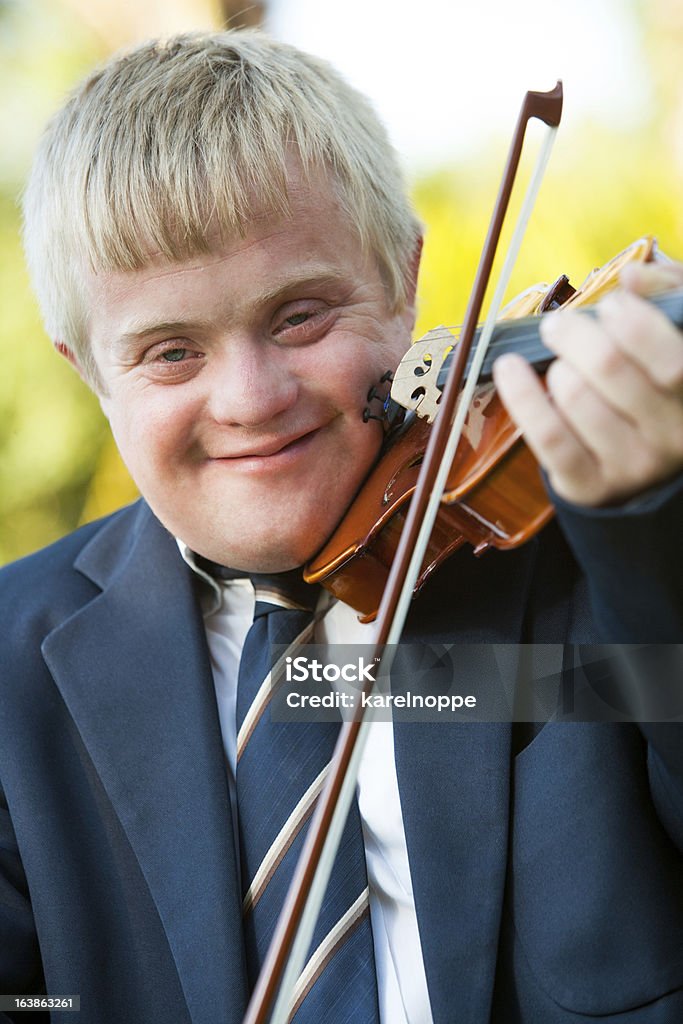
[22,30,421,388]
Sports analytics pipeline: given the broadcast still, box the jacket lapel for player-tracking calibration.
[393,719,510,1024]
[393,542,539,1024]
[42,504,248,1024]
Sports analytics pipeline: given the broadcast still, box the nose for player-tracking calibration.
[207,337,299,427]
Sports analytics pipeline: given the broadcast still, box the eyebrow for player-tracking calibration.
[257,271,347,307]
[114,319,214,350]
[112,271,348,351]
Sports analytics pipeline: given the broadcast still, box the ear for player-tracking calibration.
[405,235,423,308]
[54,340,85,378]
[54,339,110,416]
[400,235,423,334]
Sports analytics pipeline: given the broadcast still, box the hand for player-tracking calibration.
[492,260,683,506]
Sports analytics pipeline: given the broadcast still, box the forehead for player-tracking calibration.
[83,170,375,343]
[146,162,354,271]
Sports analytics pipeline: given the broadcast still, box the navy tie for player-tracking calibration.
[236,572,379,1023]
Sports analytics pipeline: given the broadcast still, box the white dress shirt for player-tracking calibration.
[178,544,434,1024]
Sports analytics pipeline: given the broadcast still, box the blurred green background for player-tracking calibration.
[2,0,682,565]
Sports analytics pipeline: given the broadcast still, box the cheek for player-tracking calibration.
[106,397,191,481]
[332,336,404,409]
[331,404,385,501]
[365,333,410,404]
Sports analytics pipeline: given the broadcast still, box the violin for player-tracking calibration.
[305,236,683,620]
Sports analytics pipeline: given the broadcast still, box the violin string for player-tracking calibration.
[432,320,551,389]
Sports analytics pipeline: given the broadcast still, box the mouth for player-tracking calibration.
[210,426,323,470]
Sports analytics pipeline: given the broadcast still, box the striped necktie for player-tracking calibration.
[236,572,379,1023]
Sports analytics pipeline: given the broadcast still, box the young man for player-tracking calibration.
[1,30,682,1024]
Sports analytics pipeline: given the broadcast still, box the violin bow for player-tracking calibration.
[243,81,563,1024]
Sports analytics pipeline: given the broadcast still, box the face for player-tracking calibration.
[83,170,417,571]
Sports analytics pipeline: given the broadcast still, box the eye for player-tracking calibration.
[273,302,334,342]
[144,343,204,378]
[160,348,189,362]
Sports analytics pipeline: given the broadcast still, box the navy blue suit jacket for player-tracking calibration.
[1,479,682,1023]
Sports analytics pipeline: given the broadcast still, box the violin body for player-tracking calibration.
[305,390,552,620]
[305,237,671,620]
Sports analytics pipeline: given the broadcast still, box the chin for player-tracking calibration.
[202,525,328,574]
[171,484,351,572]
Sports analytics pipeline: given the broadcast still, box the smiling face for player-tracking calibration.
[83,169,417,571]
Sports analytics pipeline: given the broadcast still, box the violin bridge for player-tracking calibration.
[390,325,456,423]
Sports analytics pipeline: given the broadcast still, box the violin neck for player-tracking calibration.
[447,285,683,386]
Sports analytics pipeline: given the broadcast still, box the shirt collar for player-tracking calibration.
[176,538,335,621]
[176,538,232,615]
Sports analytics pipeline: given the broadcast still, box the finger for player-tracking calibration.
[540,304,683,456]
[492,353,602,504]
[596,289,683,396]
[619,259,683,297]
[544,359,667,499]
